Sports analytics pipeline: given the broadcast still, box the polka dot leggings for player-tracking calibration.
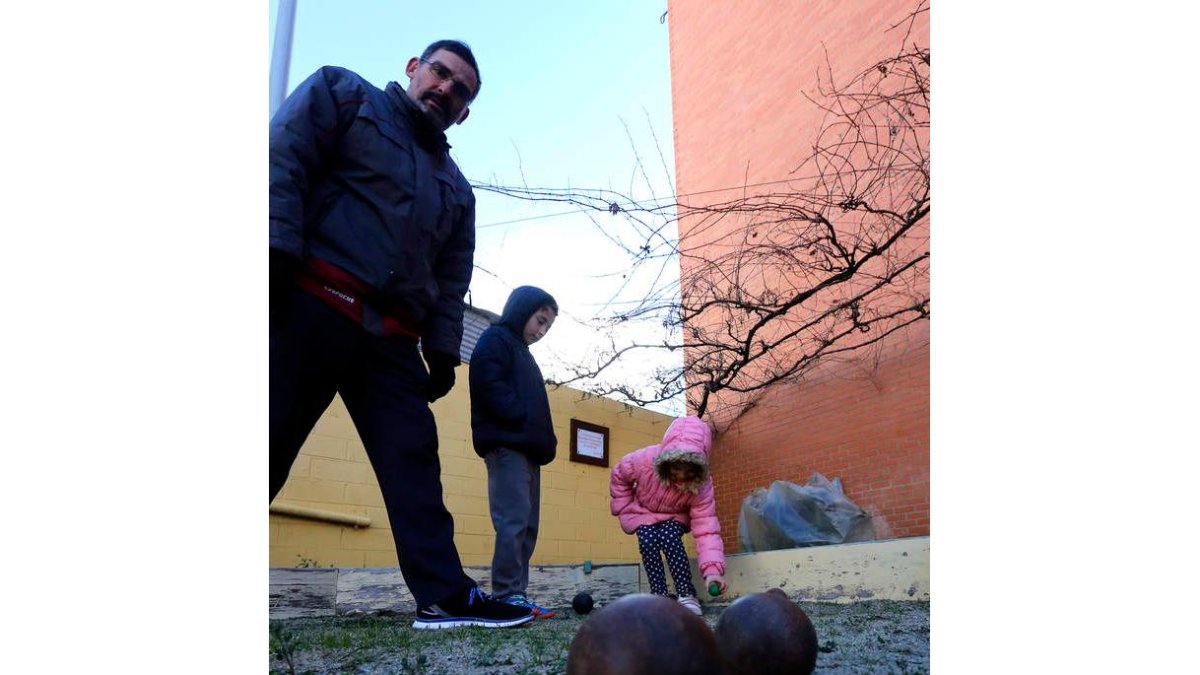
[636,519,697,598]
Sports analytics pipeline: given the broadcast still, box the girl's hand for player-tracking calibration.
[705,575,727,595]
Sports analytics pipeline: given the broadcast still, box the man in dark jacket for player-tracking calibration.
[468,286,559,618]
[269,40,533,630]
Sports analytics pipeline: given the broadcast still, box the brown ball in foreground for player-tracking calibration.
[566,593,723,675]
[715,588,818,674]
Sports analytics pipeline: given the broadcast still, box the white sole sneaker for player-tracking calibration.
[411,613,535,630]
[677,596,703,616]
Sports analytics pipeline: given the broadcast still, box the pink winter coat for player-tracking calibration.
[609,416,726,578]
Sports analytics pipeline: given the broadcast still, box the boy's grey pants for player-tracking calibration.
[485,447,541,599]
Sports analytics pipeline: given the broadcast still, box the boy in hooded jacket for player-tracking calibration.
[610,415,728,615]
[469,286,559,618]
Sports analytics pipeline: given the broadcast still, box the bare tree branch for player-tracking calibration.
[473,2,930,423]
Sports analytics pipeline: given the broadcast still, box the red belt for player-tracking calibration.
[296,257,421,339]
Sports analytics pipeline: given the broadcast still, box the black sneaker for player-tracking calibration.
[412,586,535,630]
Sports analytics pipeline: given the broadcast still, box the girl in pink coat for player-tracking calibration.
[610,415,727,615]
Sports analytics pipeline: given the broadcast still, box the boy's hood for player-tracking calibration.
[497,285,557,337]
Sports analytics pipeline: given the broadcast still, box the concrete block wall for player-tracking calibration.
[269,372,680,569]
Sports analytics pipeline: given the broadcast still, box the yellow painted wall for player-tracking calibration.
[269,369,683,569]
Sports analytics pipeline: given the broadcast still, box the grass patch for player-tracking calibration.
[269,600,928,674]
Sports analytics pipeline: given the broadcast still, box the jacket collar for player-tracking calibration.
[386,81,451,153]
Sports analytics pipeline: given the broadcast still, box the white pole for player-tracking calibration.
[269,0,298,120]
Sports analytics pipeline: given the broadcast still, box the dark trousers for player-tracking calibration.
[270,291,473,607]
[484,448,540,599]
[636,519,697,597]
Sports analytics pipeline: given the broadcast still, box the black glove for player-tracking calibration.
[424,350,459,402]
[270,248,299,315]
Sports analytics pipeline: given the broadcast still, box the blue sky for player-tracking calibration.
[269,0,683,411]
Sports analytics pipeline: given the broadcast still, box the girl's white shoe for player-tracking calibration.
[677,595,703,616]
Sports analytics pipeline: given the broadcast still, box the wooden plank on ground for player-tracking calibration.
[269,568,338,619]
[270,563,645,616]
[269,540,929,618]
[335,567,417,615]
[524,563,641,611]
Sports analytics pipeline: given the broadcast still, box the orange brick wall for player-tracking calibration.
[667,0,925,211]
[666,0,930,550]
[707,331,929,549]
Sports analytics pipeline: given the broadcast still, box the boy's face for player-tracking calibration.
[522,306,557,345]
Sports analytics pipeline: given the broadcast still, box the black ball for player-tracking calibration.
[572,592,594,615]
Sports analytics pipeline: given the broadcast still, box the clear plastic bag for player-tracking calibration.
[737,472,876,552]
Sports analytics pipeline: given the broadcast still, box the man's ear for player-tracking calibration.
[404,56,421,79]
[454,107,471,126]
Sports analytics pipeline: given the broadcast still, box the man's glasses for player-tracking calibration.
[420,58,475,101]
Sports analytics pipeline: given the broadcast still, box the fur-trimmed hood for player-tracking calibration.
[651,416,713,494]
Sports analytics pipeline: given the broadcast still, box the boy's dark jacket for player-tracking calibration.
[468,286,558,465]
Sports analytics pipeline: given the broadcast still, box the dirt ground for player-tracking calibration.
[268,598,929,674]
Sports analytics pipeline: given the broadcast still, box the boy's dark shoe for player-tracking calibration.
[412,586,535,630]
